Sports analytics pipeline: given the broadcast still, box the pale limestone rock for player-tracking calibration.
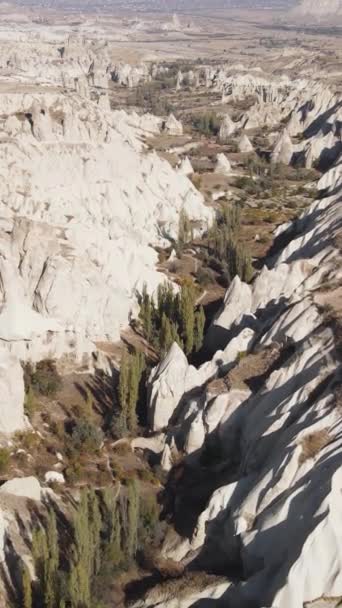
[0,477,41,501]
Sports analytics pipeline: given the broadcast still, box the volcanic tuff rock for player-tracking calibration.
[214,153,232,176]
[238,134,254,153]
[218,114,236,142]
[135,142,342,607]
[0,93,211,370]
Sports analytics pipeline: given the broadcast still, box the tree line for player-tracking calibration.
[138,279,205,357]
[22,480,155,608]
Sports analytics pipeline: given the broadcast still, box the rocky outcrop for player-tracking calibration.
[163,113,183,136]
[218,114,236,142]
[0,351,26,434]
[271,128,294,164]
[214,153,232,176]
[178,157,194,176]
[0,477,41,501]
[238,134,254,153]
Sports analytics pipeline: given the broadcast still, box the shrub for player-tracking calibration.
[24,385,36,419]
[191,112,220,136]
[0,447,10,474]
[29,360,62,397]
[69,419,103,454]
[196,267,216,286]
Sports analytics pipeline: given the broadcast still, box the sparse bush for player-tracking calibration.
[196,267,216,286]
[0,447,10,474]
[69,419,103,454]
[191,112,220,137]
[299,429,331,464]
[26,360,62,397]
[24,385,36,419]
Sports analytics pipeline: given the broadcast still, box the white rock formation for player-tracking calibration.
[44,471,65,484]
[164,114,183,136]
[0,477,41,501]
[238,134,254,153]
[271,129,294,165]
[0,351,26,434]
[219,114,236,142]
[0,93,211,367]
[178,157,194,177]
[214,153,232,176]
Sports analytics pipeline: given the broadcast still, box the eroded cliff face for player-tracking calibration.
[136,143,342,608]
[0,86,211,433]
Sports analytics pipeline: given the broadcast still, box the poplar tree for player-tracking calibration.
[44,509,59,608]
[139,283,153,341]
[194,306,206,352]
[126,479,140,562]
[180,281,195,355]
[118,351,129,435]
[21,564,32,608]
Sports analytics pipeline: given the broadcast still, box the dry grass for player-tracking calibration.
[147,571,227,604]
[299,429,331,465]
[224,344,281,392]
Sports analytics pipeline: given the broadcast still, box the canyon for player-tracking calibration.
[0,1,340,608]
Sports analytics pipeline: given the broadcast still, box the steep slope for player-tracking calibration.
[134,150,342,607]
[0,92,210,368]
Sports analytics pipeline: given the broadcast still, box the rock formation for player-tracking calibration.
[238,133,254,153]
[214,153,232,175]
[164,113,184,136]
[218,114,236,142]
[178,156,194,176]
[134,139,342,608]
[271,128,294,164]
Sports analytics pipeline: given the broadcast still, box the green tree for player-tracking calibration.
[138,283,153,341]
[177,209,193,252]
[179,281,195,355]
[118,351,129,435]
[44,510,59,608]
[194,306,205,352]
[118,351,145,436]
[70,490,91,608]
[32,509,59,608]
[127,352,145,434]
[21,564,32,608]
[125,479,140,562]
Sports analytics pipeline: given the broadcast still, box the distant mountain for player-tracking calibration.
[12,0,296,11]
